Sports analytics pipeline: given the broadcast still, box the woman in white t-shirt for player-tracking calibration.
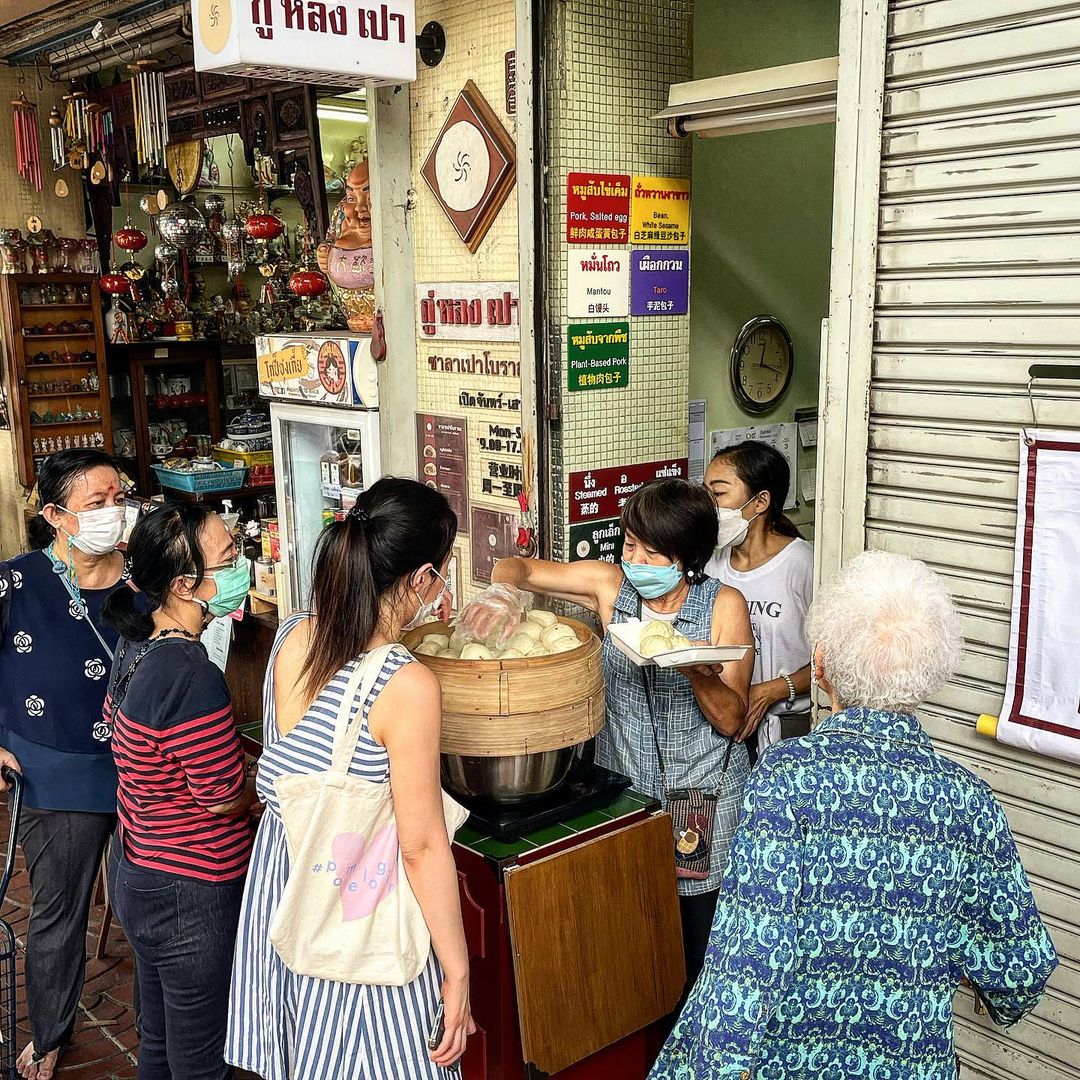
[705,440,813,763]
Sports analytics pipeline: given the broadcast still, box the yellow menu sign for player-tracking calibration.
[630,176,690,245]
[257,343,308,384]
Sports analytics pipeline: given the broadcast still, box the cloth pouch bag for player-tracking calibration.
[269,643,469,985]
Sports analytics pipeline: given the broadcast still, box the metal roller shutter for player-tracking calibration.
[863,1,1080,1076]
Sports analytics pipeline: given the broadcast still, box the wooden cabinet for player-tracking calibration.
[0,274,112,487]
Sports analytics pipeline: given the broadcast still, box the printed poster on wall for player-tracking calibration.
[416,414,469,534]
[710,423,798,510]
[568,459,688,524]
[630,176,690,245]
[470,506,519,585]
[567,251,630,318]
[631,250,690,316]
[566,172,631,244]
[997,429,1080,765]
[566,322,630,392]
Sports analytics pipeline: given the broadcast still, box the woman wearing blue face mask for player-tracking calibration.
[101,503,256,1080]
[458,478,754,1025]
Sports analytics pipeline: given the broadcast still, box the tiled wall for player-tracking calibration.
[0,70,90,559]
[544,0,693,560]
[410,0,520,597]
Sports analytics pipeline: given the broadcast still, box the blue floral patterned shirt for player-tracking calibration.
[649,707,1058,1080]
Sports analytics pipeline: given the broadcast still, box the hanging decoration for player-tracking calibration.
[158,200,209,250]
[85,102,113,162]
[99,270,130,295]
[114,217,148,254]
[11,93,42,192]
[244,210,284,242]
[48,107,65,170]
[130,60,168,169]
[62,85,89,170]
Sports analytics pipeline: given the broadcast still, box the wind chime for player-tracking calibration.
[62,85,90,170]
[130,60,168,168]
[85,102,113,163]
[11,93,42,191]
[48,106,65,170]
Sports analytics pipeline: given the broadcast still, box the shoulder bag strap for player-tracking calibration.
[44,550,115,662]
[328,642,397,776]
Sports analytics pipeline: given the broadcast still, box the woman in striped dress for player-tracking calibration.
[226,478,473,1079]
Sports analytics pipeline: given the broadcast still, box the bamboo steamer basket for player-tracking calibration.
[401,617,606,757]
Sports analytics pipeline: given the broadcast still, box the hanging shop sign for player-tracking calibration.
[567,252,630,319]
[569,517,625,564]
[567,322,630,392]
[996,429,1080,765]
[630,176,690,245]
[631,249,690,316]
[417,282,520,342]
[471,506,520,585]
[256,336,379,408]
[568,459,688,524]
[193,0,417,86]
[416,413,469,534]
[566,172,631,244]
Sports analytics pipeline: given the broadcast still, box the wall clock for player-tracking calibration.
[420,80,516,254]
[730,315,794,414]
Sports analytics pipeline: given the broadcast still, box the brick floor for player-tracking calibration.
[0,807,257,1080]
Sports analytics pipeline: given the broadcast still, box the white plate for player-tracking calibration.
[607,620,751,668]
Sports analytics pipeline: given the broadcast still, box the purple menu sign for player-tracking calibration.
[631,249,690,316]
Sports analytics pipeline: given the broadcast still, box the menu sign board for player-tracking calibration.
[568,459,688,524]
[470,507,519,584]
[631,250,690,316]
[630,176,690,245]
[567,322,630,392]
[566,172,631,244]
[569,518,625,564]
[416,413,469,533]
[567,251,630,318]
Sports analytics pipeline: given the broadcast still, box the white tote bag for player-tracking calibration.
[268,644,470,985]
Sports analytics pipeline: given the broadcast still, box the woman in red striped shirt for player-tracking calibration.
[102,503,256,1080]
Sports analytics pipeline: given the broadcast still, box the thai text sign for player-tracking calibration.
[569,459,688,524]
[631,250,690,315]
[630,176,690,245]
[566,172,631,244]
[567,323,630,392]
[417,282,520,342]
[569,518,625,564]
[193,0,416,86]
[567,251,630,318]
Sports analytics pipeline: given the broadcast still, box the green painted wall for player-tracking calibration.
[690,0,839,531]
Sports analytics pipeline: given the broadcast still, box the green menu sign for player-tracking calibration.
[567,322,630,392]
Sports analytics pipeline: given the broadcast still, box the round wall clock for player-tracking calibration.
[730,315,794,414]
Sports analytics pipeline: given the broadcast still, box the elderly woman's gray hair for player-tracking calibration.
[807,550,963,711]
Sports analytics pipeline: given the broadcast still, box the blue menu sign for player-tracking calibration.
[630,249,690,316]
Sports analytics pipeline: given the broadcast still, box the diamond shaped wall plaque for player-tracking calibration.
[420,80,517,254]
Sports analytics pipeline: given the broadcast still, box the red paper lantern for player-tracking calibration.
[288,269,328,297]
[245,212,284,241]
[99,272,130,295]
[114,226,148,252]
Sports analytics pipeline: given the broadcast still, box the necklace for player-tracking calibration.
[152,627,199,640]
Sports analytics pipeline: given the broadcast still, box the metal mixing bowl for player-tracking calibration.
[441,744,583,806]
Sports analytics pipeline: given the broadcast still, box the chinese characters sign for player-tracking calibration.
[569,518,625,564]
[567,323,630,392]
[568,459,688,524]
[567,251,629,318]
[417,281,519,342]
[476,421,524,504]
[630,176,690,245]
[566,172,631,244]
[631,250,689,316]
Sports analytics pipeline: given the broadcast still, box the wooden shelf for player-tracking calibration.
[26,362,98,370]
[21,303,92,310]
[31,419,104,429]
[23,332,94,340]
[27,389,100,398]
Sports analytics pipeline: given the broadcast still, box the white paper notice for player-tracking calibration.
[800,467,817,504]
[689,399,707,484]
[201,616,233,674]
[709,423,799,509]
[798,418,818,448]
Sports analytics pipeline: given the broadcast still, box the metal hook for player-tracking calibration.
[35,60,44,92]
[1023,377,1037,447]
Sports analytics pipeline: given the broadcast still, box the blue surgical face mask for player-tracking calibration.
[621,559,683,600]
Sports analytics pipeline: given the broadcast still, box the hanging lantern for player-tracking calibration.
[288,269,329,298]
[99,271,130,295]
[11,93,42,192]
[114,219,148,253]
[245,211,284,241]
[158,200,208,250]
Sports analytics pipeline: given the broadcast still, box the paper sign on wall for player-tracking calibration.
[630,176,690,245]
[710,423,798,510]
[567,323,630,392]
[566,172,631,244]
[567,251,629,318]
[631,250,690,316]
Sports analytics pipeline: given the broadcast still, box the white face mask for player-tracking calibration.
[55,504,126,555]
[402,568,449,632]
[715,496,761,551]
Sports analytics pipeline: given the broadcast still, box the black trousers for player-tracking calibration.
[18,807,115,1054]
[658,888,720,1043]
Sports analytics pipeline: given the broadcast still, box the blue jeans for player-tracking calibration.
[109,843,243,1080]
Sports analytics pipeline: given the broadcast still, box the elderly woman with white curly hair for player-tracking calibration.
[650,550,1058,1080]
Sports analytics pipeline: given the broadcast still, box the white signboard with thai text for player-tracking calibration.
[193,0,416,87]
[416,282,520,343]
[566,251,630,319]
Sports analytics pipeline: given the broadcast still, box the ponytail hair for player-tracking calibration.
[102,502,215,641]
[712,440,802,540]
[29,448,120,549]
[301,477,457,701]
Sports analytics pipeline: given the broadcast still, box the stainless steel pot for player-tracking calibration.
[441,744,583,805]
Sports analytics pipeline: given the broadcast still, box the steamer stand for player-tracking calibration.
[404,621,685,1080]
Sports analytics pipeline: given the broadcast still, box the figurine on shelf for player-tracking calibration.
[317,158,375,333]
[0,229,26,274]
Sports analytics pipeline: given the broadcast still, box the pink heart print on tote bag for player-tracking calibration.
[268,644,469,985]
